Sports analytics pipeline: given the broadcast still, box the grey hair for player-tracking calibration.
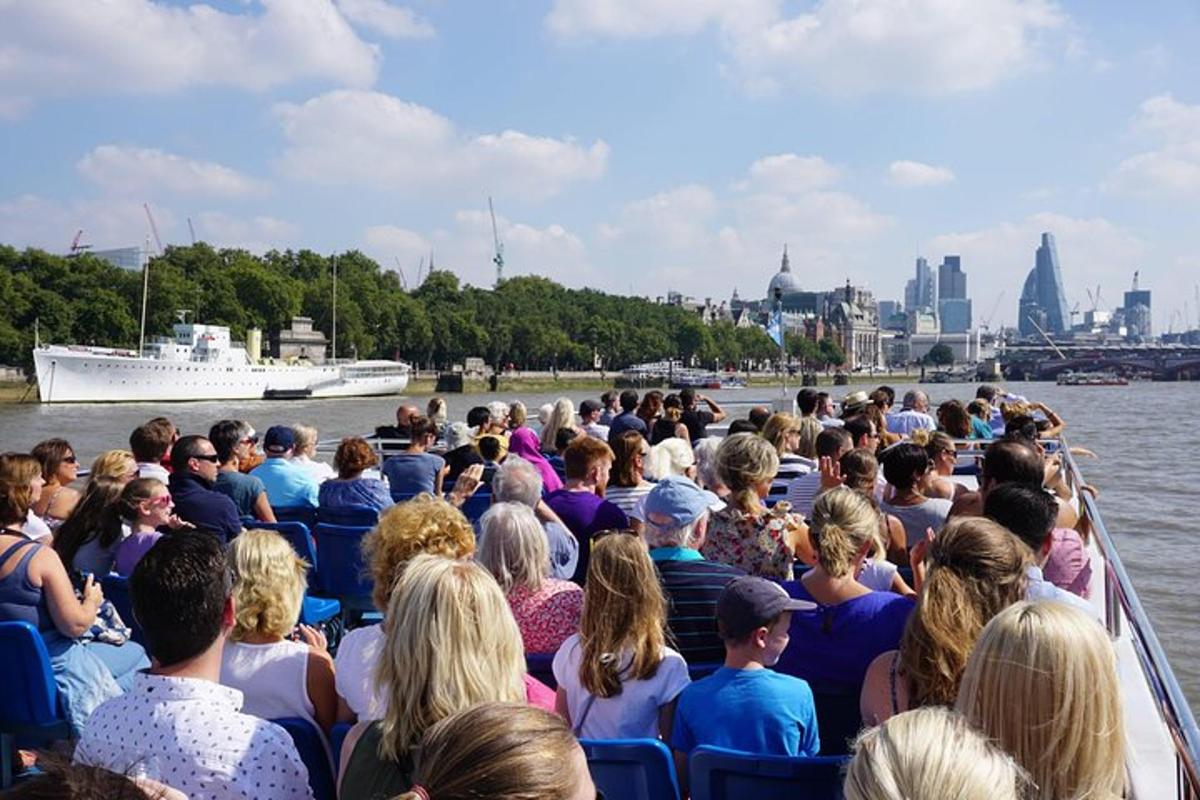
[476,502,549,593]
[643,511,708,550]
[902,389,927,410]
[492,456,543,508]
[692,438,723,491]
[487,401,510,424]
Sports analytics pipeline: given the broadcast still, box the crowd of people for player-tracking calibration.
[0,382,1126,800]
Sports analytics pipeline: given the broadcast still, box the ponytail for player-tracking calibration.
[808,486,878,577]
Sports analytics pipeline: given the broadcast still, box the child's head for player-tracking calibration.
[119,477,171,525]
[717,576,814,666]
[478,435,502,463]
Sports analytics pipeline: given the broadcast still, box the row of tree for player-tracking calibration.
[0,244,847,373]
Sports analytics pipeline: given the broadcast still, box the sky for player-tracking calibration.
[1,0,1199,331]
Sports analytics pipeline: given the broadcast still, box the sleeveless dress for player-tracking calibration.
[701,503,801,580]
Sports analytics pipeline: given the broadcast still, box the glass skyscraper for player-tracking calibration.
[1018,233,1071,337]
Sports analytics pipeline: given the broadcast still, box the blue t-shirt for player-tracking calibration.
[671,667,819,757]
[774,580,914,689]
[382,452,445,497]
[607,411,647,442]
[250,457,320,509]
[214,470,267,517]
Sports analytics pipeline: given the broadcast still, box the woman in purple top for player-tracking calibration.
[508,427,563,494]
[775,487,913,690]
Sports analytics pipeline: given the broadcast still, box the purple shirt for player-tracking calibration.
[545,489,629,584]
[114,531,162,577]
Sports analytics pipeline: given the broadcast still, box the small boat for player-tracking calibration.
[1056,370,1129,386]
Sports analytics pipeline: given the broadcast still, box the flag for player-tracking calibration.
[766,309,783,347]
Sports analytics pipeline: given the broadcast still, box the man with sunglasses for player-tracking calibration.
[167,435,243,543]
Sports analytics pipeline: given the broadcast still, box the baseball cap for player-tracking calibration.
[642,475,722,527]
[717,576,815,639]
[263,425,295,453]
[579,398,603,415]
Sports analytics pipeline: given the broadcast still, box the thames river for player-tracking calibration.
[4,380,1196,713]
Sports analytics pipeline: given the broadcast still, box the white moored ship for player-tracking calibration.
[33,317,409,403]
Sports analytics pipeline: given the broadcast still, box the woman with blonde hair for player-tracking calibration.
[552,533,690,739]
[540,397,578,454]
[333,495,477,720]
[393,703,597,800]
[860,517,1028,725]
[956,601,1125,800]
[477,502,583,655]
[88,450,139,485]
[291,423,335,481]
[700,433,814,579]
[426,396,448,432]
[774,487,914,690]
[338,556,530,799]
[762,413,814,497]
[220,529,342,736]
[845,706,1031,800]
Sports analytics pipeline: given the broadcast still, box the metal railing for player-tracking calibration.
[1059,438,1200,798]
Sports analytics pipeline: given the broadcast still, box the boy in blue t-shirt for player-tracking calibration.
[670,576,820,788]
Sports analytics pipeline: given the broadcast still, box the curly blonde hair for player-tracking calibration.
[900,517,1028,708]
[229,529,309,640]
[362,494,476,611]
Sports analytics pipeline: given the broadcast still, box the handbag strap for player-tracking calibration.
[571,692,598,738]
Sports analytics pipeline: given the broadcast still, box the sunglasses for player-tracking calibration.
[192,453,221,463]
[149,493,173,508]
[63,455,78,464]
[241,435,259,445]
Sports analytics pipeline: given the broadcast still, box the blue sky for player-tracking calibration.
[2,0,1199,331]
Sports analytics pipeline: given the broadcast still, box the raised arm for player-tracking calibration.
[700,394,727,423]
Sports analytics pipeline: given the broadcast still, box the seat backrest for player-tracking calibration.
[329,721,353,773]
[316,505,380,527]
[579,738,681,800]
[271,717,336,800]
[688,746,849,800]
[0,621,60,730]
[100,574,145,646]
[313,523,373,599]
[525,652,557,689]
[810,684,864,757]
[272,506,319,529]
[459,491,492,524]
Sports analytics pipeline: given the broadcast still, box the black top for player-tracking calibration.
[681,409,716,440]
[168,472,242,543]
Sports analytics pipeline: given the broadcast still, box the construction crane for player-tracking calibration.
[980,291,1005,331]
[1069,301,1081,326]
[488,196,505,288]
[143,203,163,254]
[68,229,90,256]
[393,257,409,290]
[187,217,197,246]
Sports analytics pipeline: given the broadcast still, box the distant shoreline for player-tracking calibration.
[2,369,935,404]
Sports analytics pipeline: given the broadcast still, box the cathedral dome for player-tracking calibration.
[767,246,802,297]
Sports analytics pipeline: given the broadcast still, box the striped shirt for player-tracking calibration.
[769,455,816,500]
[605,483,655,520]
[652,549,745,665]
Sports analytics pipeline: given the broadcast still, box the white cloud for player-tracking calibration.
[0,0,379,115]
[77,145,269,197]
[738,154,840,193]
[273,90,609,199]
[1104,95,1200,197]
[928,213,1144,328]
[192,212,300,253]
[336,0,433,39]
[887,160,956,187]
[363,224,432,280]
[603,185,719,250]
[546,0,1069,96]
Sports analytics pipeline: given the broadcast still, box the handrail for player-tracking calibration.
[1059,437,1200,798]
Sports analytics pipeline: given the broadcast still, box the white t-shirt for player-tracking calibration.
[552,633,690,740]
[860,559,898,592]
[334,624,385,720]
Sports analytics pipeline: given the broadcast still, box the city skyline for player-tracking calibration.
[1,1,1198,333]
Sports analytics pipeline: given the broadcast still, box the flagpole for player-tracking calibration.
[773,287,786,399]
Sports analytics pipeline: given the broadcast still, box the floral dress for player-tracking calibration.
[507,578,584,654]
[700,502,803,580]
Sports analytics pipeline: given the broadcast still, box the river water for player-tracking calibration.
[3,380,1196,713]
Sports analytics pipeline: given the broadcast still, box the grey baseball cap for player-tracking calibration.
[717,576,816,639]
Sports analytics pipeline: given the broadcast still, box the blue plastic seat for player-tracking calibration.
[460,491,492,524]
[0,621,71,788]
[313,523,374,613]
[579,738,680,800]
[525,652,557,689]
[687,661,724,681]
[272,505,319,529]
[100,574,145,646]
[809,684,864,756]
[271,717,336,800]
[688,746,849,800]
[317,505,380,527]
[300,594,342,626]
[330,721,353,772]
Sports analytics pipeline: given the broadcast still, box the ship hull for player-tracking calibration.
[33,348,409,403]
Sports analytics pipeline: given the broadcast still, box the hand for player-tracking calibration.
[166,514,194,530]
[1080,483,1100,499]
[448,464,485,506]
[818,456,843,490]
[82,573,103,608]
[295,623,328,652]
[909,527,936,593]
